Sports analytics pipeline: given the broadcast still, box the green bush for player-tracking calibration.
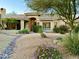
[35,46,62,59]
[32,25,43,33]
[58,25,69,34]
[74,24,79,33]
[53,25,69,34]
[62,32,79,55]
[53,25,59,33]
[18,29,29,34]
[38,26,43,33]
[32,25,38,33]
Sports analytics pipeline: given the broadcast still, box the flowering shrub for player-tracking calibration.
[35,46,62,59]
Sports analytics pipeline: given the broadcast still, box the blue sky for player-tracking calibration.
[0,0,32,14]
[0,0,79,16]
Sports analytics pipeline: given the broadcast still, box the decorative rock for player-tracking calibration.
[0,35,22,59]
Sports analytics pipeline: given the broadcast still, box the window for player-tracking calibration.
[43,22,51,30]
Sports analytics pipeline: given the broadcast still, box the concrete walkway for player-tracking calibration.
[10,33,63,59]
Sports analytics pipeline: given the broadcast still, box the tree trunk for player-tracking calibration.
[69,21,75,32]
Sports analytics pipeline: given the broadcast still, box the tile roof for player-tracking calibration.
[3,14,27,20]
[2,12,67,21]
[39,15,60,21]
[25,12,42,16]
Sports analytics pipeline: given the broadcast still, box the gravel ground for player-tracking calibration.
[0,35,22,59]
[10,33,63,59]
[0,34,16,54]
[10,33,79,59]
[0,30,22,59]
[1,32,79,59]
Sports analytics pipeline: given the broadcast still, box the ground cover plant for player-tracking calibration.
[35,46,62,59]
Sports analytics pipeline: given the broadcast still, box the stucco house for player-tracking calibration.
[3,12,66,32]
[0,8,69,32]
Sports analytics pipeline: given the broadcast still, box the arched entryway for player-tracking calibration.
[29,17,36,31]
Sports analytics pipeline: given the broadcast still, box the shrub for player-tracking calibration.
[53,25,69,34]
[32,25,43,33]
[32,25,38,33]
[53,25,59,33]
[58,25,69,34]
[35,46,62,59]
[74,24,79,33]
[18,29,29,34]
[38,26,43,33]
[0,24,2,29]
[62,32,79,55]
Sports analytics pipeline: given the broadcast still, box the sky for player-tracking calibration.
[0,0,32,14]
[0,0,79,16]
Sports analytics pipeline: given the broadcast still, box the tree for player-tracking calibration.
[3,18,18,24]
[25,0,79,30]
[0,18,18,29]
[0,18,5,29]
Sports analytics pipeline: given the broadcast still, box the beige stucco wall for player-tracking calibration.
[54,20,65,27]
[38,20,65,31]
[26,16,39,21]
[0,8,6,15]
[38,21,54,32]
[20,20,24,30]
[22,15,66,32]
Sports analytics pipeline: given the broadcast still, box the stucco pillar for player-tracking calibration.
[39,22,42,26]
[20,20,24,30]
[50,21,54,30]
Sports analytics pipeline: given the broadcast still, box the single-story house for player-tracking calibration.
[1,12,66,32]
[0,8,79,32]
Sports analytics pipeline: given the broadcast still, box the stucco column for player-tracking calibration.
[39,22,42,26]
[20,20,24,30]
[50,21,54,30]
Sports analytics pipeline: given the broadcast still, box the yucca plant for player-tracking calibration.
[63,32,79,55]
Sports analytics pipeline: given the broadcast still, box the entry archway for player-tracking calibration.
[29,17,36,31]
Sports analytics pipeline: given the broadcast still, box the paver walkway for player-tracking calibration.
[10,33,63,59]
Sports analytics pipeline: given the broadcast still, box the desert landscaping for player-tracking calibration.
[0,0,79,59]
